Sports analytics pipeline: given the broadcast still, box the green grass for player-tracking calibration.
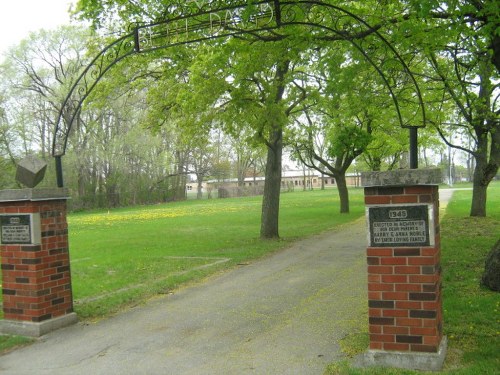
[1,188,365,321]
[0,335,33,354]
[326,181,500,375]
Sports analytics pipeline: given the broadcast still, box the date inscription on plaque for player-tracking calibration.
[0,214,40,245]
[367,204,434,247]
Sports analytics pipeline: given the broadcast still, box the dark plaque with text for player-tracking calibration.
[367,205,433,247]
[0,214,32,244]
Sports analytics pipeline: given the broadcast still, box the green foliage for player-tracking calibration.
[8,0,496,215]
[407,0,443,17]
[74,0,157,29]
[0,25,92,163]
[327,124,372,160]
[0,157,17,189]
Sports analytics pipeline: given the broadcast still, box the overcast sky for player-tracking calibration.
[0,0,74,56]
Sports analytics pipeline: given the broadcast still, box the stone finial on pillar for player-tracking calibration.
[15,156,47,188]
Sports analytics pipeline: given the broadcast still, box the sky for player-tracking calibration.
[0,0,74,56]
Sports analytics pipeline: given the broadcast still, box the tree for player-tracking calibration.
[400,1,500,216]
[0,26,93,190]
[294,111,372,213]
[399,0,499,289]
[228,128,267,188]
[0,95,18,188]
[171,37,314,237]
[291,38,421,212]
[428,48,498,216]
[189,139,214,200]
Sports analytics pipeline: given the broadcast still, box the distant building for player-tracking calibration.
[186,170,362,198]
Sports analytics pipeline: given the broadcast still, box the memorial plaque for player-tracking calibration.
[0,214,40,245]
[367,204,434,247]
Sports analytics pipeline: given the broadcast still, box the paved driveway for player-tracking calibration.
[1,217,368,375]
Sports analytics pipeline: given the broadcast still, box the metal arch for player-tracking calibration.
[52,0,426,186]
[53,34,136,157]
[280,1,427,128]
[52,1,280,159]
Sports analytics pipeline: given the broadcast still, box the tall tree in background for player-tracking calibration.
[293,110,372,214]
[174,38,313,238]
[402,0,499,217]
[0,26,91,185]
[0,94,18,188]
[228,129,267,188]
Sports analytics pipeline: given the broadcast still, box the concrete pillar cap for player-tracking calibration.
[361,169,442,187]
[0,188,70,202]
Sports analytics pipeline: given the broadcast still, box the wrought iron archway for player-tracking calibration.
[53,0,426,187]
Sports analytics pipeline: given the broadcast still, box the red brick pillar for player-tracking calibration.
[356,169,447,371]
[0,189,77,337]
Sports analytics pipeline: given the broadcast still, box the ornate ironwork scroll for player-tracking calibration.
[52,0,426,185]
[134,1,277,52]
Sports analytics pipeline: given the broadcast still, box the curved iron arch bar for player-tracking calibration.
[132,0,426,131]
[53,0,282,159]
[277,23,406,129]
[52,0,425,186]
[53,33,136,157]
[283,1,426,129]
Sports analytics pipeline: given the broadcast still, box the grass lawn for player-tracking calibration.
[327,181,500,374]
[1,187,365,324]
[0,335,33,354]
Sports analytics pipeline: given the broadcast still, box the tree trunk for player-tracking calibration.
[260,128,282,239]
[259,60,289,239]
[470,162,488,217]
[470,57,499,216]
[107,183,119,208]
[481,239,500,292]
[301,165,307,191]
[336,173,350,214]
[372,157,382,171]
[172,151,187,201]
[470,123,499,216]
[197,179,203,199]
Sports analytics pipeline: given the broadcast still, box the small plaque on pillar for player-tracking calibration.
[367,204,434,247]
[0,214,41,245]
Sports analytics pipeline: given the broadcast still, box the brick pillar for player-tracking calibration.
[355,169,447,371]
[0,188,77,337]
